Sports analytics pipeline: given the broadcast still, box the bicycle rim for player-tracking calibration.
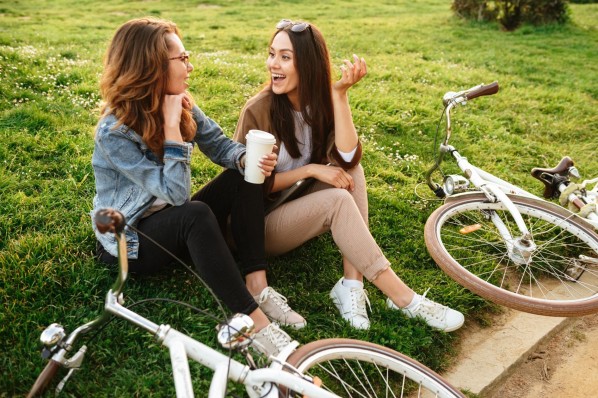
[425,193,598,316]
[284,338,464,398]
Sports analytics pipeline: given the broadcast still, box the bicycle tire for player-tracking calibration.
[284,338,464,398]
[425,192,598,317]
[27,359,61,398]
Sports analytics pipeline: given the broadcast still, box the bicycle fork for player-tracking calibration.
[447,146,538,265]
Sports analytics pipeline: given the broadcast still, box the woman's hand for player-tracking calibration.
[162,93,190,142]
[332,54,367,94]
[258,146,278,177]
[308,164,354,191]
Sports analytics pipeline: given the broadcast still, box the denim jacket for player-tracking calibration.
[91,105,246,259]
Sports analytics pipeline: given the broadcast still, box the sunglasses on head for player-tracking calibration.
[276,19,310,33]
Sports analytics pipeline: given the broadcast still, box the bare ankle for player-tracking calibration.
[250,309,270,332]
[246,271,269,296]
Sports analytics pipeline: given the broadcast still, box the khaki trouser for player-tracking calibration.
[264,164,390,281]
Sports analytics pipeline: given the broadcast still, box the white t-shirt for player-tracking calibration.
[276,111,357,172]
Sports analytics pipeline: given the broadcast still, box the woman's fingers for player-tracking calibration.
[338,55,367,87]
[162,94,187,142]
[351,54,361,75]
[354,54,367,78]
[346,173,355,191]
[330,167,354,191]
[258,152,277,175]
[310,164,354,191]
[182,93,192,110]
[341,171,354,191]
[350,54,367,80]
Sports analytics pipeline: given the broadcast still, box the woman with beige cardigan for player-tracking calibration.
[233,19,464,332]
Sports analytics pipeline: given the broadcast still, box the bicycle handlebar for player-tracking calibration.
[465,81,499,101]
[426,82,500,197]
[442,82,499,106]
[28,209,128,397]
[96,208,126,235]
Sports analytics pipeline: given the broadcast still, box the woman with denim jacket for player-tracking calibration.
[91,17,291,357]
[233,19,464,333]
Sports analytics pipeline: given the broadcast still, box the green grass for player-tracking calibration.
[1,0,597,396]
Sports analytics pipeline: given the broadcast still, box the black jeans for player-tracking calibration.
[97,170,265,315]
[191,169,268,275]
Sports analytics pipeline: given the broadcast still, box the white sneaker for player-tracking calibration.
[251,323,293,359]
[329,278,371,330]
[254,287,307,329]
[387,290,464,332]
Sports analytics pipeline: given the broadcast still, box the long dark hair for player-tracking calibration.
[100,17,196,159]
[269,22,333,164]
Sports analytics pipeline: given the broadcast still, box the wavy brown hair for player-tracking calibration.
[268,22,334,164]
[100,17,196,159]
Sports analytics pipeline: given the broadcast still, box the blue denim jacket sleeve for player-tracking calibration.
[96,123,193,206]
[191,106,246,173]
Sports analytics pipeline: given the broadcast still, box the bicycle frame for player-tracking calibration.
[440,146,543,264]
[32,210,338,398]
[103,287,331,398]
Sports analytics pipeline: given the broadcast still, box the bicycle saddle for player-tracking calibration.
[531,156,574,199]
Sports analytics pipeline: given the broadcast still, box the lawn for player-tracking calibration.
[1,0,597,396]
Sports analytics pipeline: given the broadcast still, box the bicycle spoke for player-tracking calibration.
[426,194,598,316]
[300,356,443,398]
[446,206,598,298]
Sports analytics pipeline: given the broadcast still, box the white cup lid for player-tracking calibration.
[247,129,276,144]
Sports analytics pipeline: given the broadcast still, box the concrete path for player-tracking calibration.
[441,310,572,396]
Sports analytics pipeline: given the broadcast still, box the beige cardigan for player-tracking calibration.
[233,88,362,195]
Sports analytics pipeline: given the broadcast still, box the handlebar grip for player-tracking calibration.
[465,81,499,101]
[27,359,61,398]
[95,208,126,234]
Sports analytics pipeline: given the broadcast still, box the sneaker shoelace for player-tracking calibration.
[263,324,290,352]
[414,289,447,319]
[260,287,292,314]
[350,287,371,317]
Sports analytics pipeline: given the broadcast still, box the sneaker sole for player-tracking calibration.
[387,298,464,332]
[439,317,465,332]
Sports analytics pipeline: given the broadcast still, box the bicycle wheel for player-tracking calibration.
[425,192,598,316]
[284,338,464,398]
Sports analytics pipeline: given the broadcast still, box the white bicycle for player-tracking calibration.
[423,82,598,317]
[28,209,464,398]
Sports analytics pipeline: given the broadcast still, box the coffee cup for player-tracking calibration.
[244,130,276,184]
